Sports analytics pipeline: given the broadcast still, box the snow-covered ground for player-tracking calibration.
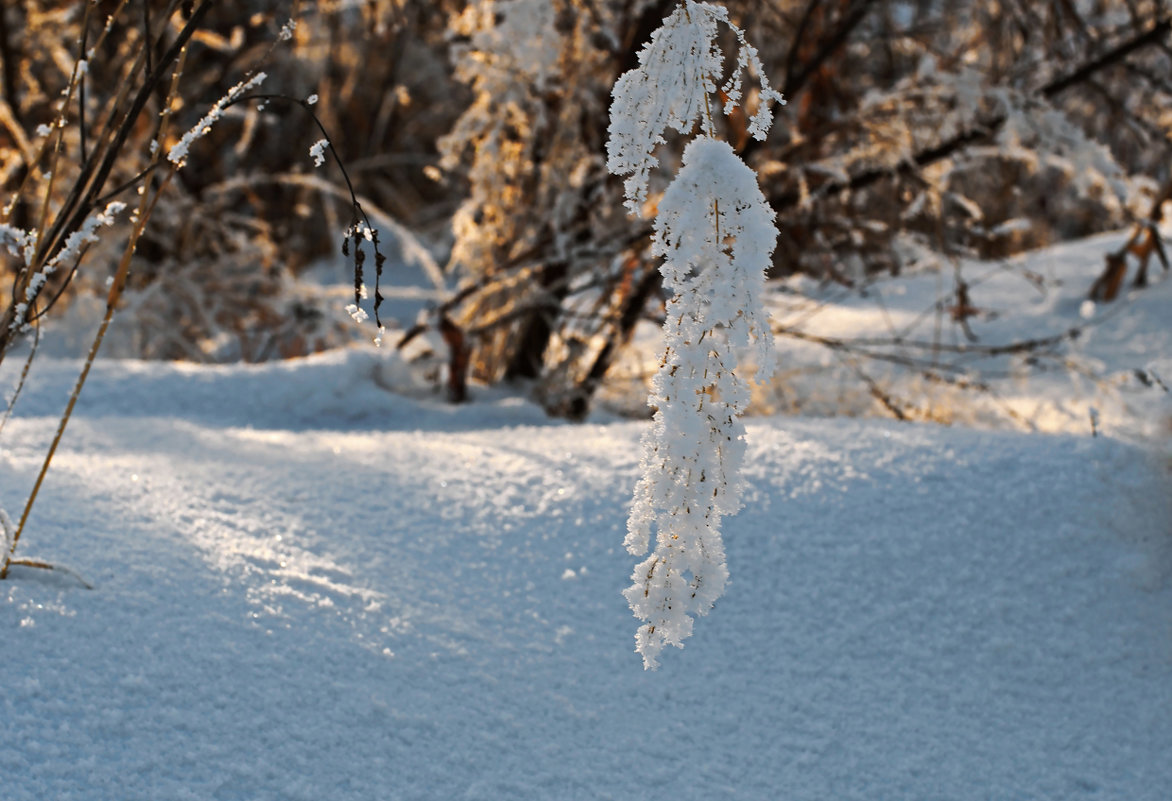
[1,230,1170,799]
[763,228,1172,436]
[605,227,1172,440]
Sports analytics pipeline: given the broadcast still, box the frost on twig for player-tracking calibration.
[608,1,781,669]
[606,1,782,215]
[168,72,267,167]
[8,200,126,332]
[624,137,777,668]
[0,224,36,267]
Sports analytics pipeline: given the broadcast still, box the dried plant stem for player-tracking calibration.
[1,1,215,369]
[0,39,186,579]
[4,558,93,590]
[0,323,39,437]
[31,3,96,248]
[225,91,389,328]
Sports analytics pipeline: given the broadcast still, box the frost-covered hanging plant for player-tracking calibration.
[607,0,783,669]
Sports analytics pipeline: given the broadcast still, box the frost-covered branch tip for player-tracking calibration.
[9,201,126,332]
[168,73,267,167]
[606,0,783,214]
[608,1,781,669]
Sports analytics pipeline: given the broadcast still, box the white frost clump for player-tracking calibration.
[607,1,782,214]
[309,138,329,167]
[168,72,267,166]
[54,201,126,266]
[0,223,35,265]
[608,1,781,669]
[624,137,777,668]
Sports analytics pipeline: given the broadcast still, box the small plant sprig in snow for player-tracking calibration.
[608,0,782,669]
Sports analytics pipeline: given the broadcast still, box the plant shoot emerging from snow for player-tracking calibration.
[608,1,782,669]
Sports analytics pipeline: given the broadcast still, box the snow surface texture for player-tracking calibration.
[1,349,1170,800]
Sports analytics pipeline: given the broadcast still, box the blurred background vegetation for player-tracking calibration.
[1,0,1169,417]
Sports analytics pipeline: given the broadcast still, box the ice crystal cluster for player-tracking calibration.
[309,138,329,168]
[607,0,782,669]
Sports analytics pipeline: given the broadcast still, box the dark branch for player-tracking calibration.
[0,5,21,128]
[772,14,1172,210]
[1040,15,1170,97]
[783,0,879,98]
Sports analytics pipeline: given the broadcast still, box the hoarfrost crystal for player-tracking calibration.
[309,139,329,168]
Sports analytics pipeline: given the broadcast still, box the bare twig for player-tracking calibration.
[4,558,94,589]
